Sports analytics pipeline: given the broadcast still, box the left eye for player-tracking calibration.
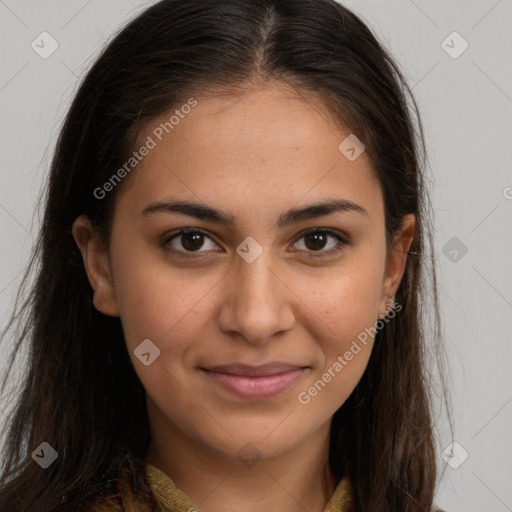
[293,229,347,255]
[162,228,348,258]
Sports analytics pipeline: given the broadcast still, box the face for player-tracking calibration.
[73,80,414,463]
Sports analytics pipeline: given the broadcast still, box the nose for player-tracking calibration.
[217,247,295,346]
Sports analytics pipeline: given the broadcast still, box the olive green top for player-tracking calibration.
[86,462,354,511]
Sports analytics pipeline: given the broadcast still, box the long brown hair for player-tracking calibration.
[0,0,453,510]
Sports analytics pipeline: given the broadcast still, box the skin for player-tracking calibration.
[73,80,415,512]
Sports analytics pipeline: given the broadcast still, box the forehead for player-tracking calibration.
[115,81,383,224]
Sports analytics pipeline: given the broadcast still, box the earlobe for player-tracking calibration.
[71,215,119,317]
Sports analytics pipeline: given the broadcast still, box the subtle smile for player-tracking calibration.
[200,364,309,400]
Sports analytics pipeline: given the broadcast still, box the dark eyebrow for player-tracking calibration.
[141,198,369,227]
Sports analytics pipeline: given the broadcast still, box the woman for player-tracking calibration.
[0,0,452,510]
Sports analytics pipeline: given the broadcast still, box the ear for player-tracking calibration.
[379,213,416,315]
[72,215,119,317]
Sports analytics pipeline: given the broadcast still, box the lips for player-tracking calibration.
[200,363,308,399]
[204,363,305,377]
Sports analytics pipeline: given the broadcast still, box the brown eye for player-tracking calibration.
[293,228,349,258]
[163,229,219,255]
[304,232,328,251]
[180,232,206,251]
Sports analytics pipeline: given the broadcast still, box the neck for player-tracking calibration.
[145,407,338,512]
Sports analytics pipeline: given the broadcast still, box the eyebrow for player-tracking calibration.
[141,198,369,227]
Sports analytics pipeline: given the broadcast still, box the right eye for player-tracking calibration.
[162,228,222,257]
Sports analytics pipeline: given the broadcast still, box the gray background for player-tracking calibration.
[1,1,511,510]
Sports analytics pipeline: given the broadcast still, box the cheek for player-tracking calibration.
[291,261,383,408]
[112,263,211,405]
[294,289,377,415]
[296,260,384,345]
[111,248,222,355]
[296,346,372,415]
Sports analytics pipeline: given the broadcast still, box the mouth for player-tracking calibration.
[200,363,309,400]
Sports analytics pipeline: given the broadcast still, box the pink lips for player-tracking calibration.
[201,363,307,400]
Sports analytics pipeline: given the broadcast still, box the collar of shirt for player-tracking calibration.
[85,462,354,511]
[140,463,354,512]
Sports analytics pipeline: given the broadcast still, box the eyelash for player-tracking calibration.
[161,227,349,259]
